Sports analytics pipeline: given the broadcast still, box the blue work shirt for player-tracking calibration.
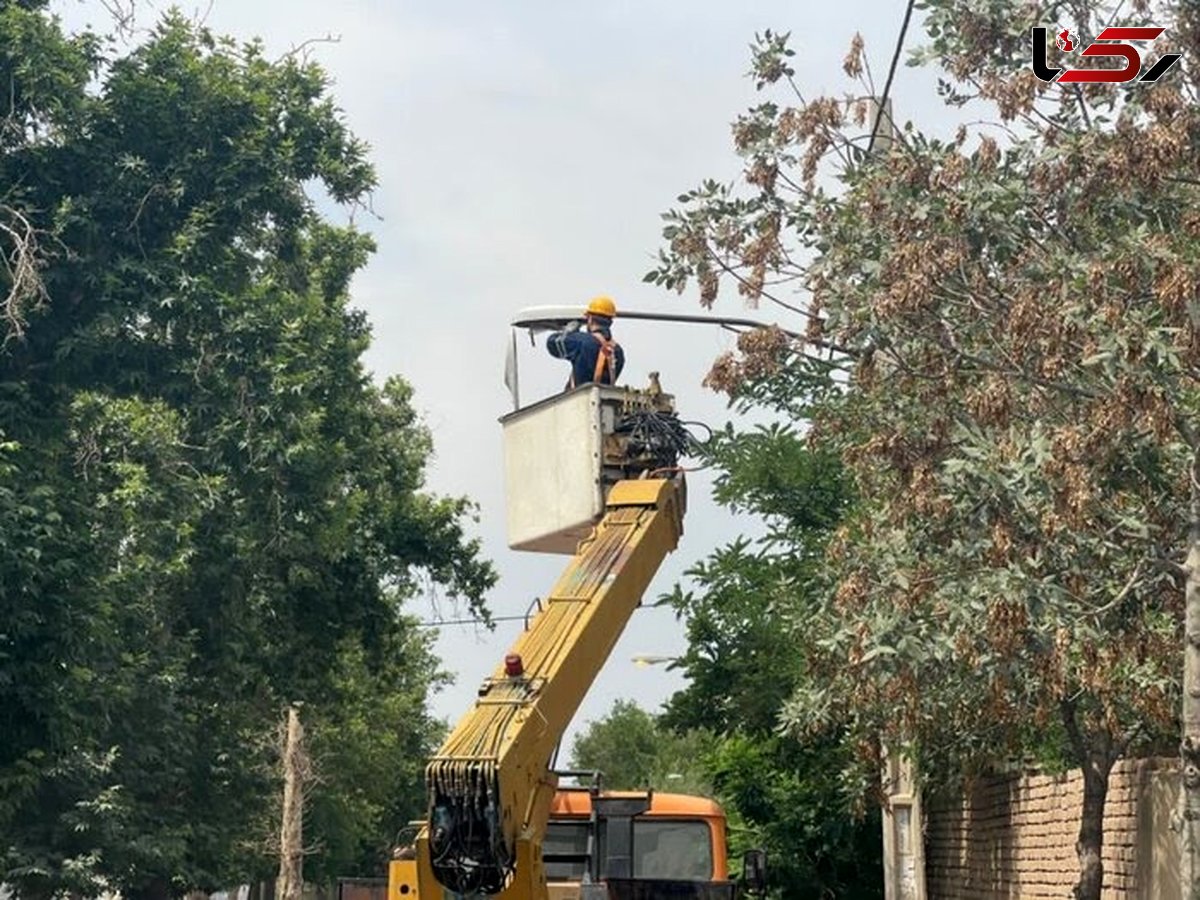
[547,327,625,389]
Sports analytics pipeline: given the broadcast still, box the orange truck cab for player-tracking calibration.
[539,787,758,900]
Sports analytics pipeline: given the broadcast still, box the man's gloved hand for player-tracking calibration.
[565,319,584,333]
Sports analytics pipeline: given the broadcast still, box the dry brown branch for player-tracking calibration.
[99,0,138,40]
[278,35,342,65]
[0,204,49,344]
[193,0,215,27]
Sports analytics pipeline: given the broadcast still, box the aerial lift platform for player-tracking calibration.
[388,316,765,900]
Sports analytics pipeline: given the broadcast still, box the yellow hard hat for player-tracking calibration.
[585,296,617,318]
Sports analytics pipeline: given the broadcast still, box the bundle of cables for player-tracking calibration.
[613,409,712,472]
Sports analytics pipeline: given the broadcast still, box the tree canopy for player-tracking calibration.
[649,2,1199,897]
[0,4,493,897]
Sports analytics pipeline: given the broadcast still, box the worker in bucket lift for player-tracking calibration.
[546,295,625,390]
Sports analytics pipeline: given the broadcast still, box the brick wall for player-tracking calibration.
[924,757,1179,900]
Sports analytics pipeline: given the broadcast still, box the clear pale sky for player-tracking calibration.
[52,0,952,754]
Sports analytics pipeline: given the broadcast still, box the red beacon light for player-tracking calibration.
[504,654,525,677]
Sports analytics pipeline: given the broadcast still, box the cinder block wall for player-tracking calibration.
[925,758,1179,900]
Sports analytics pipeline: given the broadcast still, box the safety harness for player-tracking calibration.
[566,332,620,390]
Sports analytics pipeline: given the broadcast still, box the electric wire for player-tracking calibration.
[415,613,528,627]
[613,408,712,470]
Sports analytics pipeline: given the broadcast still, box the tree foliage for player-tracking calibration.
[657,424,879,899]
[569,700,713,797]
[301,635,446,884]
[649,2,1200,897]
[0,5,494,897]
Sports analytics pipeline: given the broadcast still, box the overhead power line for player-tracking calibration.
[414,614,528,628]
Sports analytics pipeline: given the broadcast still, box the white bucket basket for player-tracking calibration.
[500,384,668,554]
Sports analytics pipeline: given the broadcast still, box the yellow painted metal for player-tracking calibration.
[411,476,685,899]
[387,859,420,900]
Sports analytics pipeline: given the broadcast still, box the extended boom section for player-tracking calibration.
[426,476,686,896]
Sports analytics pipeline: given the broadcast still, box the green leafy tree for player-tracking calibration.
[0,5,493,897]
[649,3,1200,897]
[570,700,713,796]
[302,634,447,883]
[658,424,880,899]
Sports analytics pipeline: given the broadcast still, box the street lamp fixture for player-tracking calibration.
[504,305,803,410]
[631,654,679,668]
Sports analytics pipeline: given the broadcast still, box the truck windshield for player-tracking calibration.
[543,820,714,882]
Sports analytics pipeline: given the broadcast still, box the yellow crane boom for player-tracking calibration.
[395,474,685,899]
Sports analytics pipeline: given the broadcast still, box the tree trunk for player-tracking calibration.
[1061,701,1114,900]
[1073,749,1112,900]
[1181,459,1200,899]
[278,705,307,900]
